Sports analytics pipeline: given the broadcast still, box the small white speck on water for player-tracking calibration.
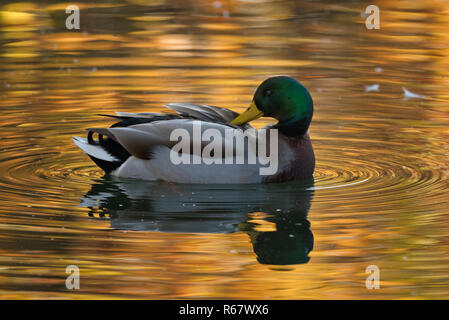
[375,67,383,73]
[365,84,379,92]
[213,1,222,8]
[276,209,281,212]
[223,11,230,18]
[402,165,407,169]
[402,87,426,100]
[229,250,237,253]
[73,58,79,63]
[289,234,295,238]
[402,256,408,260]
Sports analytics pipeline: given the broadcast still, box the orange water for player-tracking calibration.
[0,0,449,299]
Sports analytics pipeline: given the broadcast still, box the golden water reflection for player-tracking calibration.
[0,0,449,299]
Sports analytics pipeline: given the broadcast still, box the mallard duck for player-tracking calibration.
[73,76,315,183]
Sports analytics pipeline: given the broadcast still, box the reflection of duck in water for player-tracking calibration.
[80,178,314,265]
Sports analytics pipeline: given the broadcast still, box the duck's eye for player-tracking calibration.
[265,89,272,97]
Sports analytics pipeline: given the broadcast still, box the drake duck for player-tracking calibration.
[73,76,315,183]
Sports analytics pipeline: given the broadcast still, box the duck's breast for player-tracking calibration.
[262,133,315,183]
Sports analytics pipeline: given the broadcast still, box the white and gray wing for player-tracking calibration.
[87,118,257,160]
[165,103,243,125]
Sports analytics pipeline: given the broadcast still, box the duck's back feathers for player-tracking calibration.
[165,103,242,125]
[74,103,254,175]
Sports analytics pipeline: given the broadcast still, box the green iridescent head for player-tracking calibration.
[231,76,314,136]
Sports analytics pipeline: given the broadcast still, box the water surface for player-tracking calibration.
[1,0,449,299]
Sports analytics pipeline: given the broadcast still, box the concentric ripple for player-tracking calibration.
[1,127,448,214]
[311,138,449,209]
[0,133,103,211]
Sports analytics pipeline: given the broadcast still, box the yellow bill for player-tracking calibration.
[230,101,264,125]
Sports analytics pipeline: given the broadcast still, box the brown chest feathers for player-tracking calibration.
[262,132,315,183]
